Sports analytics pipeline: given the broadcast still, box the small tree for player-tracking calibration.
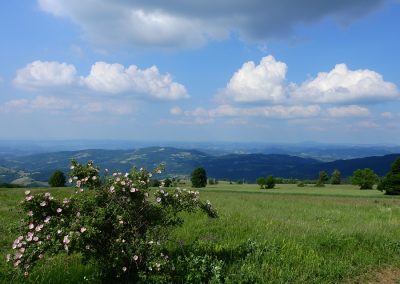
[150,179,161,187]
[265,175,276,189]
[164,178,172,188]
[48,170,66,187]
[378,158,400,195]
[351,168,379,189]
[256,177,266,189]
[331,169,341,185]
[191,167,207,188]
[316,171,329,187]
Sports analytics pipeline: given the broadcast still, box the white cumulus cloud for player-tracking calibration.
[219,55,287,103]
[81,62,189,100]
[326,105,370,117]
[13,61,76,90]
[292,64,399,104]
[12,60,188,101]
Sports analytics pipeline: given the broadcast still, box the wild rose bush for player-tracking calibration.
[7,160,218,282]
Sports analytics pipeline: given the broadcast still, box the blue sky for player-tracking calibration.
[0,0,399,144]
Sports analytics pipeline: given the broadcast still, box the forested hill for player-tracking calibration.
[0,147,399,185]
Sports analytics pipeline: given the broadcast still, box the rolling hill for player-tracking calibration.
[0,147,399,185]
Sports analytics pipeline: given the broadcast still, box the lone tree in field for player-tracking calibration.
[191,167,207,188]
[163,178,172,187]
[48,170,66,187]
[265,175,276,189]
[256,177,266,189]
[378,157,400,195]
[316,170,329,187]
[351,168,379,189]
[331,169,341,185]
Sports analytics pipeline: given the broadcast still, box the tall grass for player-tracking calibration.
[1,184,400,283]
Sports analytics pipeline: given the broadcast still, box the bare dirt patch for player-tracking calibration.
[346,267,400,284]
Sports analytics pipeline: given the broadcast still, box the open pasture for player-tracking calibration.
[1,184,400,283]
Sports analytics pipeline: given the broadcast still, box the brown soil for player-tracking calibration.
[345,267,400,284]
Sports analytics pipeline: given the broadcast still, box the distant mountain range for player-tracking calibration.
[2,140,400,161]
[0,146,399,186]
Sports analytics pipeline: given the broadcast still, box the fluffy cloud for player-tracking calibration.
[220,56,399,105]
[219,56,287,103]
[292,64,399,103]
[13,61,76,90]
[12,61,188,101]
[326,105,370,117]
[82,62,189,100]
[38,0,386,47]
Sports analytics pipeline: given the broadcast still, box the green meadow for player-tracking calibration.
[1,184,400,283]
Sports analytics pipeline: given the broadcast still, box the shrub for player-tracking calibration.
[163,178,172,188]
[297,181,306,187]
[150,179,161,187]
[315,171,329,187]
[256,177,266,189]
[265,176,275,189]
[331,169,341,185]
[378,157,400,195]
[48,170,66,187]
[351,168,379,189]
[7,160,217,282]
[191,167,207,188]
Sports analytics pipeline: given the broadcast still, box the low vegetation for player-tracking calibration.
[378,158,400,195]
[1,179,400,283]
[48,170,66,187]
[3,161,217,283]
[351,168,379,189]
[190,167,207,188]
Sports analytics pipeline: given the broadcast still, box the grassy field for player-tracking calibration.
[1,184,400,283]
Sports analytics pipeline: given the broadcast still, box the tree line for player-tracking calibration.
[46,158,400,195]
